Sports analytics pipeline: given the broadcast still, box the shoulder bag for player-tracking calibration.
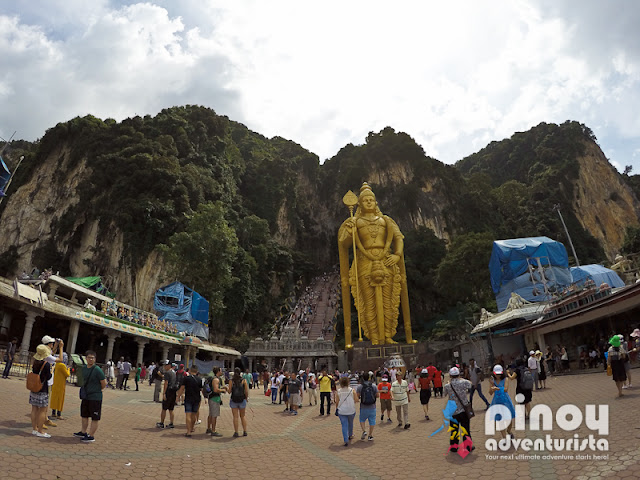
[79,367,96,400]
[335,388,352,416]
[26,361,47,393]
[450,381,475,419]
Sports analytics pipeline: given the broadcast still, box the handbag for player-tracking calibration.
[606,364,612,376]
[26,361,47,393]
[450,382,475,419]
[79,366,96,400]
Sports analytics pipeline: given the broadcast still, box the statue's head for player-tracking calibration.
[357,182,382,215]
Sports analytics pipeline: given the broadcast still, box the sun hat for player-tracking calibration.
[421,368,428,373]
[449,367,460,376]
[609,335,621,347]
[33,344,51,361]
[631,328,640,338]
[535,350,542,356]
[493,364,504,375]
[41,335,55,344]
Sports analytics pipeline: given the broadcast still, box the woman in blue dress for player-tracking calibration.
[488,364,517,439]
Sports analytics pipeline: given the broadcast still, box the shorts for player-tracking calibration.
[289,393,300,405]
[380,398,392,411]
[162,389,177,411]
[229,399,247,409]
[208,401,221,417]
[80,399,102,421]
[624,362,631,372]
[359,406,377,425]
[184,400,200,413]
[29,391,49,408]
[420,389,431,405]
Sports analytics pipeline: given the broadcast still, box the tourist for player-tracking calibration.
[433,365,444,397]
[318,368,333,416]
[307,373,318,406]
[357,372,378,441]
[30,345,53,438]
[176,364,186,404]
[391,371,410,429]
[228,367,249,437]
[618,334,633,389]
[121,357,132,390]
[42,336,64,428]
[560,345,570,371]
[607,335,628,398]
[336,376,357,447]
[152,364,164,402]
[49,356,70,420]
[205,367,224,437]
[278,370,286,404]
[135,363,142,391]
[270,371,280,404]
[105,358,115,387]
[281,371,291,412]
[141,364,147,381]
[262,370,270,395]
[377,374,393,423]
[527,350,539,390]
[468,358,490,410]
[417,368,433,420]
[116,357,125,389]
[2,337,17,378]
[147,362,156,386]
[488,364,516,440]
[287,370,303,415]
[156,361,177,429]
[73,350,106,442]
[175,365,202,437]
[545,346,555,374]
[514,358,534,418]
[536,351,547,389]
[444,366,474,453]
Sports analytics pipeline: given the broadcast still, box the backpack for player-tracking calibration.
[231,379,246,403]
[26,362,46,393]
[330,377,336,390]
[521,369,534,390]
[360,381,377,405]
[202,377,213,399]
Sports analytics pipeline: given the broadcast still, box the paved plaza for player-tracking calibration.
[0,371,639,480]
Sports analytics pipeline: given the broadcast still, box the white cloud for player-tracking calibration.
[1,0,640,172]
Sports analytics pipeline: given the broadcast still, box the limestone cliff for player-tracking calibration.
[573,141,640,259]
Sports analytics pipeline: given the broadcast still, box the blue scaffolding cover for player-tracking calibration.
[570,265,625,289]
[490,237,571,311]
[154,282,209,338]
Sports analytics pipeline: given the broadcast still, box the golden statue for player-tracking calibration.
[338,182,415,347]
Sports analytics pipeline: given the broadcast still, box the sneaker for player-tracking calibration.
[211,432,222,437]
[361,431,368,440]
[155,422,164,429]
[195,420,202,425]
[344,442,349,447]
[205,428,212,434]
[425,415,430,421]
[31,430,38,435]
[73,431,86,438]
[233,432,239,438]
[404,424,411,429]
[166,423,175,429]
[387,418,392,423]
[622,385,628,389]
[398,423,403,428]
[368,436,374,441]
[243,431,248,436]
[292,411,297,415]
[35,432,51,438]
[44,419,57,427]
[82,435,95,442]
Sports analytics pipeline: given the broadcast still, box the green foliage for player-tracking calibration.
[621,226,640,255]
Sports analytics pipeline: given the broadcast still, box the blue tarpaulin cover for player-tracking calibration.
[570,265,625,289]
[154,282,209,338]
[490,237,571,312]
[0,156,10,196]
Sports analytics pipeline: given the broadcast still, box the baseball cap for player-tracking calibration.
[421,368,428,373]
[299,370,304,374]
[529,350,535,355]
[493,365,504,375]
[161,360,170,365]
[42,335,55,344]
[449,367,460,376]
[631,328,640,338]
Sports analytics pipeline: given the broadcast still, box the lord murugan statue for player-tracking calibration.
[338,182,415,347]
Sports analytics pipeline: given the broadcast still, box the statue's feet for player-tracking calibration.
[385,338,397,344]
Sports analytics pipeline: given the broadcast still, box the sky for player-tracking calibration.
[1,0,640,172]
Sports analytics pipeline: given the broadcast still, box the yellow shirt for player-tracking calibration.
[318,375,332,393]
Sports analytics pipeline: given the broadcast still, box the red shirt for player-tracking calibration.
[433,370,443,388]
[377,381,392,400]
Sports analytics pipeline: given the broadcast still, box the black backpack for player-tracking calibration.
[231,379,246,403]
[360,381,377,405]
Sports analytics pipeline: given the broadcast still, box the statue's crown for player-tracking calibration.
[360,182,374,196]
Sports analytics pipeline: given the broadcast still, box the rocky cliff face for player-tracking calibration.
[573,141,640,259]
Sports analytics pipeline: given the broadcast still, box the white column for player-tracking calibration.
[136,338,148,367]
[327,356,334,372]
[67,319,80,355]
[20,311,38,356]
[285,356,293,372]
[104,330,120,363]
[161,344,170,362]
[248,357,254,372]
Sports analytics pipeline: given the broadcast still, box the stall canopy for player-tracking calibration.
[489,237,571,311]
[154,282,209,338]
[65,276,115,298]
[570,265,625,289]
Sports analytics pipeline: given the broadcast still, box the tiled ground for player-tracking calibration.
[0,370,638,479]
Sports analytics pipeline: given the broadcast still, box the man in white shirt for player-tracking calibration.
[391,372,410,429]
[527,350,539,390]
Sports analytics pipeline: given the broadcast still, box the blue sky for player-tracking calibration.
[1,1,640,172]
